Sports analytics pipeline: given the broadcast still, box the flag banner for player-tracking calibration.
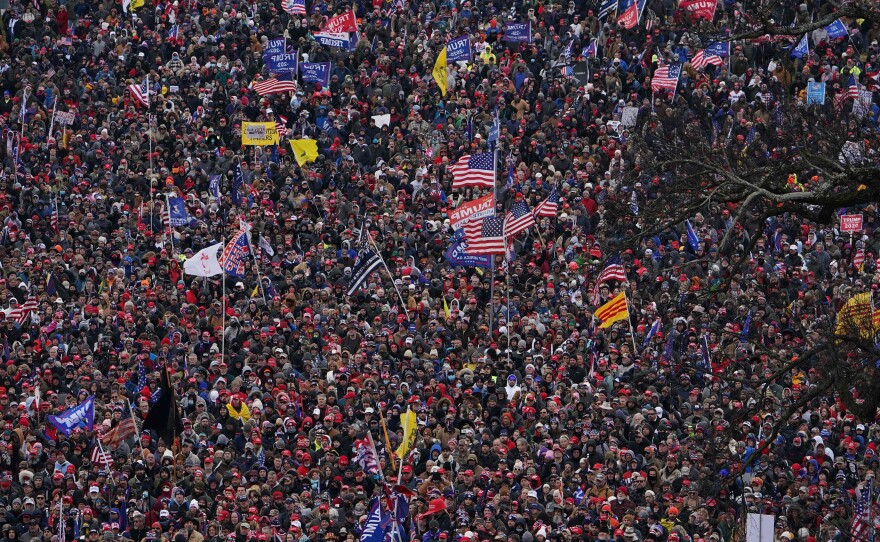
[313,31,357,50]
[835,292,876,339]
[616,0,639,29]
[232,163,244,206]
[704,41,730,57]
[184,243,225,277]
[322,10,358,32]
[432,47,448,96]
[48,396,95,436]
[300,62,332,86]
[289,139,319,165]
[572,61,590,85]
[167,196,188,226]
[101,402,137,448]
[252,73,297,95]
[596,263,627,284]
[259,236,275,257]
[347,228,383,295]
[451,153,494,188]
[652,63,682,92]
[807,82,826,104]
[790,34,809,58]
[285,0,307,15]
[679,0,716,20]
[598,0,618,20]
[503,22,532,42]
[220,230,250,278]
[450,193,495,230]
[595,292,629,329]
[685,219,701,251]
[209,175,221,200]
[90,442,114,468]
[142,368,182,446]
[359,499,385,542]
[534,189,560,217]
[263,37,286,57]
[445,229,492,268]
[463,215,506,255]
[128,76,149,108]
[241,122,281,146]
[504,200,535,237]
[582,40,598,58]
[446,35,472,62]
[395,409,418,459]
[372,114,391,128]
[850,478,874,542]
[825,19,849,39]
[355,439,380,475]
[266,52,298,74]
[643,319,661,348]
[691,50,724,70]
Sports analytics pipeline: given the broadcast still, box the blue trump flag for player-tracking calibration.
[825,19,849,39]
[741,310,751,341]
[685,219,700,251]
[209,175,221,201]
[446,35,472,62]
[300,62,332,86]
[313,32,357,50]
[266,52,299,74]
[220,229,250,278]
[643,319,660,349]
[48,395,95,436]
[704,41,730,57]
[446,229,492,268]
[232,163,244,206]
[167,196,188,226]
[263,37,286,57]
[503,22,532,42]
[790,34,809,59]
[360,498,385,542]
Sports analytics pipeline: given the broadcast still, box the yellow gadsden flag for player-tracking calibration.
[432,47,448,97]
[289,139,319,166]
[395,407,417,459]
[835,292,879,338]
[595,292,629,329]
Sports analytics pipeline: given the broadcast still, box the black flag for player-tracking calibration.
[572,61,590,85]
[142,366,183,446]
[346,226,383,296]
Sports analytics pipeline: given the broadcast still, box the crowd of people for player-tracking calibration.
[1,0,880,541]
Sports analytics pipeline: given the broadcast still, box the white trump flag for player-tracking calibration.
[184,243,224,277]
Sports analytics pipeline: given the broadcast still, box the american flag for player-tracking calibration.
[463,215,506,254]
[252,74,297,96]
[50,193,59,234]
[101,401,138,448]
[504,200,535,237]
[451,153,495,189]
[597,263,627,284]
[560,65,573,77]
[137,360,147,390]
[128,76,149,108]
[285,0,306,15]
[275,115,289,138]
[90,439,114,469]
[690,50,724,70]
[9,295,37,325]
[850,478,875,542]
[534,189,559,217]
[652,63,682,92]
[848,75,861,100]
[854,248,866,270]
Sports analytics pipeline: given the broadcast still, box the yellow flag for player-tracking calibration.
[395,408,417,459]
[443,298,450,319]
[131,0,144,10]
[289,139,319,166]
[432,47,448,97]
[835,292,875,338]
[594,292,629,329]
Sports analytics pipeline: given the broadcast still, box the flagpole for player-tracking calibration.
[48,96,58,144]
[243,227,269,304]
[366,234,409,321]
[624,290,639,356]
[397,405,410,482]
[221,239,226,364]
[127,398,142,445]
[164,193,175,257]
[489,140,498,335]
[377,405,397,473]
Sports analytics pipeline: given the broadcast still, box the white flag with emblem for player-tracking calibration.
[183,243,224,277]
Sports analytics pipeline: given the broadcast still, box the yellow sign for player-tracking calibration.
[241,122,280,146]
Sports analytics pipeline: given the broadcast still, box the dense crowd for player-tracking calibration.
[1,0,880,541]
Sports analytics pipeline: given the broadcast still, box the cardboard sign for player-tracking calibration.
[840,214,864,232]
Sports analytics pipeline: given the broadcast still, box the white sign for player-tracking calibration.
[746,514,774,542]
[53,111,76,125]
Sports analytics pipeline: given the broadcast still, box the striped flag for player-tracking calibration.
[50,193,59,234]
[463,215,506,254]
[850,478,874,542]
[90,439,114,469]
[595,292,629,328]
[690,50,724,70]
[101,402,137,448]
[560,65,573,77]
[854,248,866,270]
[450,153,495,189]
[285,0,306,15]
[596,263,627,284]
[219,229,251,278]
[651,63,682,92]
[9,295,37,325]
[598,0,618,21]
[128,76,149,108]
[643,319,661,348]
[252,74,297,96]
[275,115,289,138]
[847,75,861,100]
[503,200,535,237]
[534,189,559,217]
[346,227,383,296]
